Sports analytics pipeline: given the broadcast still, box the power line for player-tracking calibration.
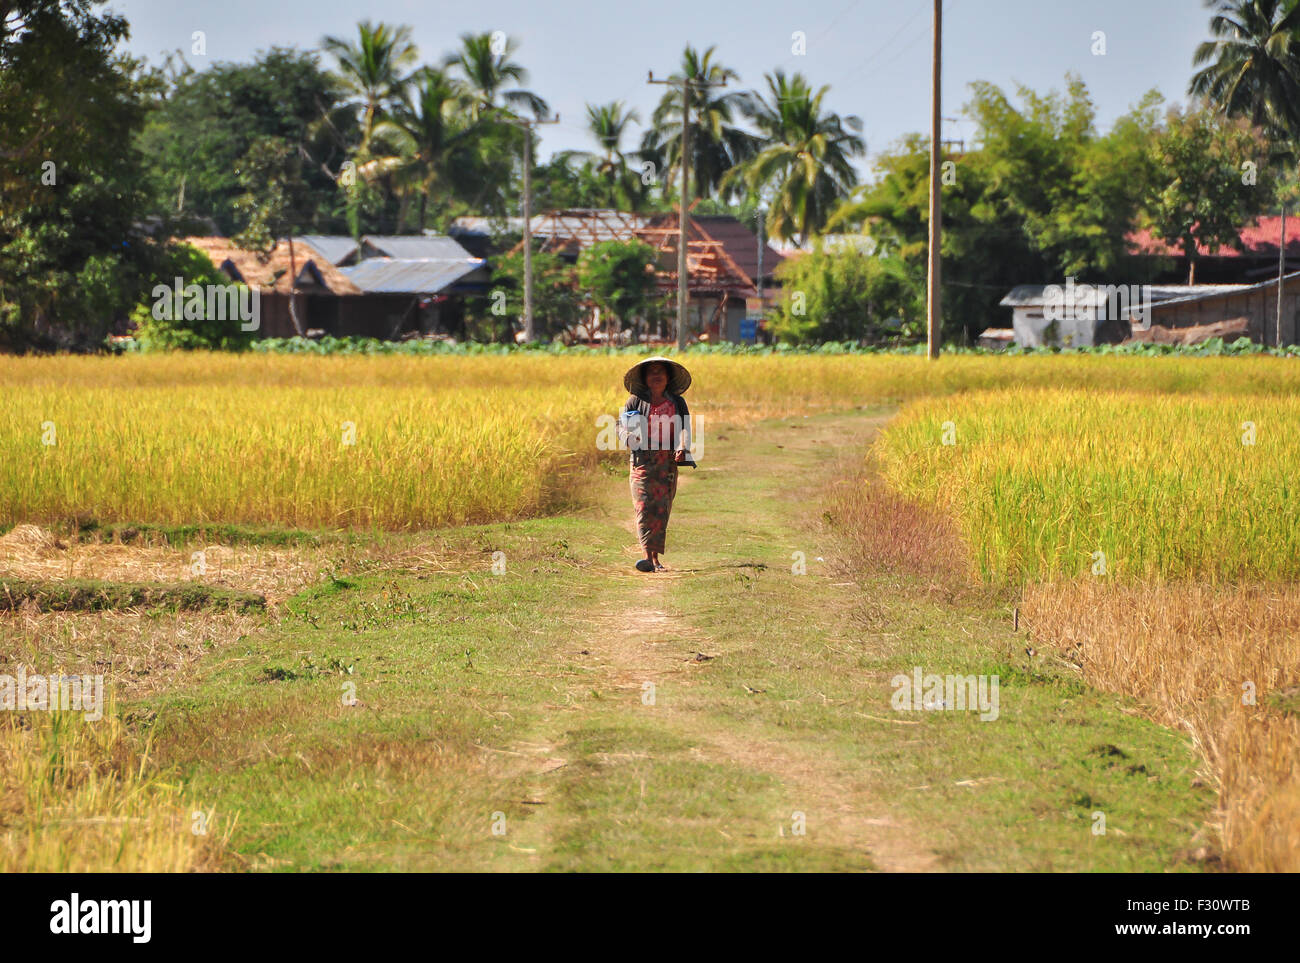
[836,5,929,87]
[779,0,871,69]
[839,0,960,89]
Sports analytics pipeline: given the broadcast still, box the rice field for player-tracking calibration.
[0,708,231,872]
[5,352,1300,532]
[875,388,1300,581]
[4,350,1300,872]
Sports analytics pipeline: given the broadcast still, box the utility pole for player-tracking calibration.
[756,207,765,305]
[499,110,559,342]
[678,81,690,350]
[523,125,535,342]
[926,0,943,360]
[1278,203,1288,348]
[650,70,727,350]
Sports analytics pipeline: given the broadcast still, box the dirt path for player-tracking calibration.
[502,409,941,871]
[150,407,1211,872]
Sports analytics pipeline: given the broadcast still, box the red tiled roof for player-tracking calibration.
[1128,216,1300,259]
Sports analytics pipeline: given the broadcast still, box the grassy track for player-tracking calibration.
[126,408,1210,871]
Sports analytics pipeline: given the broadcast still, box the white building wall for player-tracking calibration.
[1012,307,1099,347]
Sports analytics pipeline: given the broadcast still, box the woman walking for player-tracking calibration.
[619,356,695,572]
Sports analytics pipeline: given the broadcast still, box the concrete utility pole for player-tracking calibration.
[649,70,727,349]
[499,111,559,342]
[1278,203,1287,348]
[523,126,535,341]
[678,82,690,350]
[926,0,943,360]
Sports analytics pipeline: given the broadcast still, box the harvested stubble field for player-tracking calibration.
[1,351,1298,871]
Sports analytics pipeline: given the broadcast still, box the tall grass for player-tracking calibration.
[0,708,231,871]
[5,353,1300,532]
[876,388,1300,582]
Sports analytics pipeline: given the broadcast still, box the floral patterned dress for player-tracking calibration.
[630,397,679,555]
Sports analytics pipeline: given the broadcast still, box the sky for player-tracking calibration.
[109,0,1213,176]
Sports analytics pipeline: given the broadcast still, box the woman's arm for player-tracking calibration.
[619,395,647,451]
[673,395,695,466]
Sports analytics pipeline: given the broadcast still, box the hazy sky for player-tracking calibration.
[110,0,1212,174]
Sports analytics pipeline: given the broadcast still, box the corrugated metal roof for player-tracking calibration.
[294,234,479,264]
[1142,271,1300,310]
[533,210,652,244]
[1000,283,1248,307]
[450,216,526,236]
[184,237,361,295]
[363,235,477,260]
[295,235,362,266]
[340,258,485,294]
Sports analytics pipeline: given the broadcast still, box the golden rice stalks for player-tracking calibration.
[0,707,232,872]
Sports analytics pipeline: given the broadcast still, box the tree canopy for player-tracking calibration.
[5,4,1300,350]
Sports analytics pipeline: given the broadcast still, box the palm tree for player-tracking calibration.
[641,45,758,202]
[558,101,647,208]
[362,69,477,231]
[1190,0,1300,144]
[442,32,548,119]
[723,71,865,243]
[321,20,419,152]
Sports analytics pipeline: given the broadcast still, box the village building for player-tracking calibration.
[1124,271,1300,347]
[181,233,488,339]
[451,208,784,343]
[180,236,362,338]
[303,233,489,336]
[999,283,1248,348]
[997,215,1300,348]
[1128,215,1300,284]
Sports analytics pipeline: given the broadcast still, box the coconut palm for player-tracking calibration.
[321,20,419,152]
[1190,0,1300,144]
[558,101,648,208]
[723,71,865,243]
[362,69,477,231]
[641,45,758,202]
[442,32,549,120]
